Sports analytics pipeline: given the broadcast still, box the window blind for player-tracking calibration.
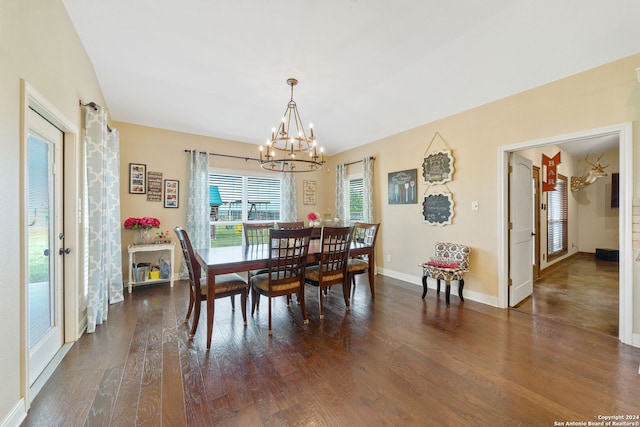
[547,174,568,258]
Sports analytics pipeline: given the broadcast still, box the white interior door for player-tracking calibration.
[27,108,64,387]
[509,152,533,307]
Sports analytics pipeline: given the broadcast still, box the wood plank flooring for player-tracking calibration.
[514,252,619,337]
[22,274,640,426]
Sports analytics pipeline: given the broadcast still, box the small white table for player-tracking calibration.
[127,243,175,293]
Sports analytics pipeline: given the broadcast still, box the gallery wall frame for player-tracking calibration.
[164,179,179,208]
[303,180,317,205]
[146,171,163,201]
[129,163,147,194]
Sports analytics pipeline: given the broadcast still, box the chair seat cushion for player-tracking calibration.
[304,265,344,283]
[348,258,369,273]
[425,260,459,269]
[423,265,466,281]
[200,273,248,295]
[250,273,302,293]
[250,268,268,276]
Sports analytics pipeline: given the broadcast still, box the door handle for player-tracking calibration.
[44,249,50,256]
[59,248,71,255]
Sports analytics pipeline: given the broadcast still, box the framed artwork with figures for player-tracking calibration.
[388,169,417,204]
[129,163,146,194]
[164,179,179,208]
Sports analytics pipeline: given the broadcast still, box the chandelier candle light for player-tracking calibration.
[260,78,325,172]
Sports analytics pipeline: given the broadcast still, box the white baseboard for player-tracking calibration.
[1,399,26,427]
[632,333,640,348]
[377,268,499,307]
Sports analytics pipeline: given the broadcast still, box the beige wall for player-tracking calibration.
[575,149,620,253]
[116,121,331,270]
[1,0,107,423]
[330,53,640,308]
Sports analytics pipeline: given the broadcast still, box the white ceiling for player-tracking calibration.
[62,0,640,156]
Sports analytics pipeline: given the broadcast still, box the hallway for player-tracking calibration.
[513,252,619,337]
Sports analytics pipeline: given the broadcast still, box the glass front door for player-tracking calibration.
[27,108,64,387]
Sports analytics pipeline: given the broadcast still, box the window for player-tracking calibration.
[349,176,363,222]
[209,172,281,247]
[547,174,567,259]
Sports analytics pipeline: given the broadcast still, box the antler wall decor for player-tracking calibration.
[570,153,609,192]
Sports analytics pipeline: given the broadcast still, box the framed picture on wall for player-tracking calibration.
[164,179,179,208]
[129,163,146,194]
[303,180,317,205]
[388,169,417,204]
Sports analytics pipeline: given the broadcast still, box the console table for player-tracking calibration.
[127,243,175,293]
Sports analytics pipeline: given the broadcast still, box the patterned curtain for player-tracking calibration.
[181,150,210,279]
[335,164,348,223]
[363,157,375,223]
[280,170,298,221]
[83,105,123,333]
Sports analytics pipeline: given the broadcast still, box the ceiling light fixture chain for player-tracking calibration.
[260,78,324,172]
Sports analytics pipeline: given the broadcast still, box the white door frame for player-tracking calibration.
[497,122,633,346]
[21,81,81,405]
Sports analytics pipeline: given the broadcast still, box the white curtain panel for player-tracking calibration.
[181,150,210,279]
[335,164,348,223]
[83,105,123,333]
[280,170,298,221]
[363,157,375,223]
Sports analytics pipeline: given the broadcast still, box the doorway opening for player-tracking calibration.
[497,123,633,346]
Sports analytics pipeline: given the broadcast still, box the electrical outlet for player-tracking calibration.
[386,254,392,262]
[471,201,479,211]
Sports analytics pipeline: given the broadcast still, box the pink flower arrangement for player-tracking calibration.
[123,216,160,230]
[307,212,319,221]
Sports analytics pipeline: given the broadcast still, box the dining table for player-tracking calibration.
[195,239,375,348]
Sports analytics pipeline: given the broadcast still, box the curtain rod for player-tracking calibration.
[184,150,261,163]
[344,156,375,167]
[79,100,112,132]
[184,150,373,166]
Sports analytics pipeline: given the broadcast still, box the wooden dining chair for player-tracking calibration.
[243,222,275,308]
[250,227,313,335]
[276,221,305,229]
[174,226,248,340]
[243,222,274,245]
[347,222,380,298]
[304,226,352,319]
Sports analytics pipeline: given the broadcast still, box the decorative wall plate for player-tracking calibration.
[422,191,454,226]
[422,150,454,185]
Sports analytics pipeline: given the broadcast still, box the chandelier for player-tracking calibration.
[260,78,324,172]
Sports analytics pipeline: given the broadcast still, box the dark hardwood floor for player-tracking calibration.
[23,274,640,426]
[514,252,619,337]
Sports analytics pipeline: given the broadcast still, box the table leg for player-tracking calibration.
[206,272,215,349]
[368,249,375,298]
